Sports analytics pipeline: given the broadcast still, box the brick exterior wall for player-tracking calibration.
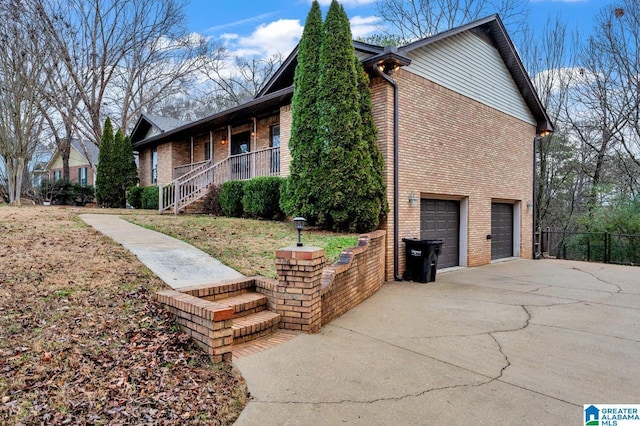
[157,143,173,185]
[155,289,234,363]
[374,69,536,280]
[138,149,151,187]
[320,230,386,325]
[257,115,279,151]
[138,58,535,282]
[370,77,395,280]
[279,105,292,176]
[49,165,95,186]
[272,247,325,332]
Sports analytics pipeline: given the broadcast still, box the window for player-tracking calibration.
[53,170,62,181]
[204,141,211,161]
[270,124,280,147]
[78,167,88,187]
[151,148,158,184]
[270,124,280,174]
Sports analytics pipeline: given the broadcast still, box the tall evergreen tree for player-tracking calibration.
[355,58,388,228]
[316,1,384,232]
[280,0,323,222]
[284,0,386,232]
[95,118,114,206]
[112,129,138,207]
[95,118,138,208]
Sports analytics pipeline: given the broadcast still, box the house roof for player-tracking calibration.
[397,14,553,133]
[130,113,190,145]
[256,41,384,99]
[131,14,553,149]
[70,139,99,165]
[131,86,294,150]
[44,138,99,171]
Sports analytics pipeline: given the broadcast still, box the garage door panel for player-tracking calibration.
[491,203,513,260]
[420,199,459,268]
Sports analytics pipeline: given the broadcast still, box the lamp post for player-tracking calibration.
[293,217,306,247]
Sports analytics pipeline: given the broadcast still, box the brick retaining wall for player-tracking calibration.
[320,230,386,325]
[155,230,386,362]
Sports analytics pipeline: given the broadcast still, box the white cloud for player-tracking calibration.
[350,15,382,38]
[205,12,279,33]
[220,33,239,41]
[236,19,303,58]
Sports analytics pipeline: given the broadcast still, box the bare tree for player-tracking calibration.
[591,1,640,190]
[375,0,529,42]
[0,3,47,205]
[519,17,585,229]
[567,29,630,209]
[200,52,285,109]
[34,0,198,145]
[105,7,211,132]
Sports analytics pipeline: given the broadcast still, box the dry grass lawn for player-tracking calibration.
[0,206,248,425]
[126,215,359,279]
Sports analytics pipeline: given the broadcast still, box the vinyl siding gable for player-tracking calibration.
[48,145,90,170]
[404,31,535,125]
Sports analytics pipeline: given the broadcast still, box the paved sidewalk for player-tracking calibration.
[234,259,640,425]
[80,214,243,289]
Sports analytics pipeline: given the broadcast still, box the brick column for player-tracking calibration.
[275,246,325,333]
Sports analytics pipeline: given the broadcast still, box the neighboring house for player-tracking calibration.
[31,145,54,188]
[130,15,553,281]
[46,139,99,187]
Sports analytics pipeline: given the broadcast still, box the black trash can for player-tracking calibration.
[402,238,444,283]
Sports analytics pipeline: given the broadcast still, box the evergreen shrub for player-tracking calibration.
[39,180,95,205]
[219,180,246,217]
[141,186,159,210]
[242,177,284,219]
[127,186,144,209]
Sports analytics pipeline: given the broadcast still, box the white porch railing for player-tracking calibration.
[173,160,210,180]
[159,146,280,214]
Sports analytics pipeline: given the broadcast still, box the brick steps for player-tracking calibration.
[232,310,281,345]
[181,198,207,215]
[214,292,267,318]
[208,288,282,345]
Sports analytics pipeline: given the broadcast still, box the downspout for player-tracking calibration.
[532,135,538,259]
[373,63,403,281]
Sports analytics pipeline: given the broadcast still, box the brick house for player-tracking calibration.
[130,15,553,281]
[46,139,99,187]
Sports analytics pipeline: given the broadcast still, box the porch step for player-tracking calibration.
[181,198,207,215]
[232,310,281,345]
[214,292,268,318]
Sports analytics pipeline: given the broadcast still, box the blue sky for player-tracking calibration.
[185,0,608,59]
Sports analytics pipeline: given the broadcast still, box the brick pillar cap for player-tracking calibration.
[276,246,324,260]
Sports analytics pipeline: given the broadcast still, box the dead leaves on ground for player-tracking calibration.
[0,207,248,425]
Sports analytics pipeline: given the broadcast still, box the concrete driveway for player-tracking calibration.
[234,259,640,425]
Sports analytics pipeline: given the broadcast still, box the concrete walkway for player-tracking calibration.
[234,259,640,425]
[80,214,243,289]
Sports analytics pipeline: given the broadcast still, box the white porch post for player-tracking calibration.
[158,184,163,214]
[174,181,180,215]
[190,136,194,165]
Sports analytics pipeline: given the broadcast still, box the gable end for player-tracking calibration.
[404,30,535,125]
